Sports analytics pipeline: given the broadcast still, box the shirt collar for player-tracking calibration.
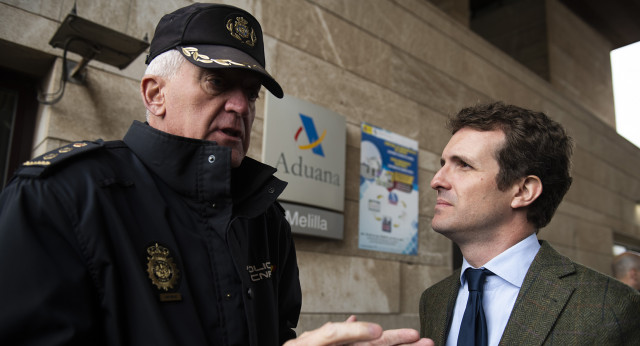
[460,233,541,288]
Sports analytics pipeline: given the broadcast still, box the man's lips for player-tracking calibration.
[218,128,243,141]
[435,199,452,207]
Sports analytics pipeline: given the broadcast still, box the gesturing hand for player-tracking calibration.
[283,315,434,346]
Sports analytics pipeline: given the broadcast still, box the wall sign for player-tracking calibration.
[263,94,346,239]
[359,123,419,255]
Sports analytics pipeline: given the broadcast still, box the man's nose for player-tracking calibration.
[430,166,449,190]
[225,87,250,115]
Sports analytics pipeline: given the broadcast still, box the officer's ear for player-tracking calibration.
[141,75,166,118]
[511,175,542,209]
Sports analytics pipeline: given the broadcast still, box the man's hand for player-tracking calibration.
[283,315,434,346]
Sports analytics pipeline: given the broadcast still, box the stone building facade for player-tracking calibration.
[1,0,639,333]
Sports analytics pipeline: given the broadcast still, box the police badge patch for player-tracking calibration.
[146,243,182,302]
[226,16,256,47]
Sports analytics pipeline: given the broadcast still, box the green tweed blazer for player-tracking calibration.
[419,241,640,345]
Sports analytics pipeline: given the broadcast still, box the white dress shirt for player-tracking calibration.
[446,233,541,346]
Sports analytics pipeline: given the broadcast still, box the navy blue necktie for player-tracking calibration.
[458,268,492,346]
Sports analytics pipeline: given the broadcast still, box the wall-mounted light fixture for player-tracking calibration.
[39,6,149,105]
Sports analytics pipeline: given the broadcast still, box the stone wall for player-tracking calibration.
[546,0,616,128]
[1,0,639,333]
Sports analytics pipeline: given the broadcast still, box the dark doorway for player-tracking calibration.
[0,68,38,188]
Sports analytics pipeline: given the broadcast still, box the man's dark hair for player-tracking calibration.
[447,102,573,229]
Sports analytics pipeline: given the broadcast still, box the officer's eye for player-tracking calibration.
[246,86,260,102]
[202,74,226,94]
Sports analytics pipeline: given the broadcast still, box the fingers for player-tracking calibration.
[345,315,358,323]
[284,321,383,346]
[417,339,436,346]
[282,317,435,346]
[354,328,435,346]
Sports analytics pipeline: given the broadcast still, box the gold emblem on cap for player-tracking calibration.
[59,147,73,153]
[226,16,256,47]
[146,243,180,291]
[43,153,58,160]
[181,47,262,70]
[73,142,87,148]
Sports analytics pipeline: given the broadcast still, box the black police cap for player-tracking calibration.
[146,3,283,98]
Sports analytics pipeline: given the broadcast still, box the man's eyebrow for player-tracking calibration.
[243,80,262,89]
[199,69,221,79]
[441,154,473,166]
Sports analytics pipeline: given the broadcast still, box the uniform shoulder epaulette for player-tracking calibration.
[16,140,105,178]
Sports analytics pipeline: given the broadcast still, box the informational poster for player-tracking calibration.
[359,123,419,255]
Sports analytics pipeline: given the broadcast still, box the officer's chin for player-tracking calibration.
[230,150,246,168]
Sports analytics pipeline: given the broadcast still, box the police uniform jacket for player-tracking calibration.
[0,121,302,345]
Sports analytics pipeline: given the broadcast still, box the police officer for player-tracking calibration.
[0,4,300,345]
[0,3,434,346]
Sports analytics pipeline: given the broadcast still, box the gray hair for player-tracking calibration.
[143,49,185,121]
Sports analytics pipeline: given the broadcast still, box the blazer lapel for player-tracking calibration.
[499,241,576,345]
[420,269,461,345]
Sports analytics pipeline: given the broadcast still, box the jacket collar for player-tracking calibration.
[123,121,286,214]
[440,268,462,345]
[499,240,577,345]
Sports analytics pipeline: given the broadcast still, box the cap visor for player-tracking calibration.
[177,45,283,98]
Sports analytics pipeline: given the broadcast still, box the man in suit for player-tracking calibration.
[419,102,640,345]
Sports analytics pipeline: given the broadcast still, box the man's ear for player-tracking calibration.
[511,175,542,209]
[141,75,166,118]
[630,267,638,280]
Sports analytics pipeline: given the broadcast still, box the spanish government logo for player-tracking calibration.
[146,243,180,292]
[294,113,326,157]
